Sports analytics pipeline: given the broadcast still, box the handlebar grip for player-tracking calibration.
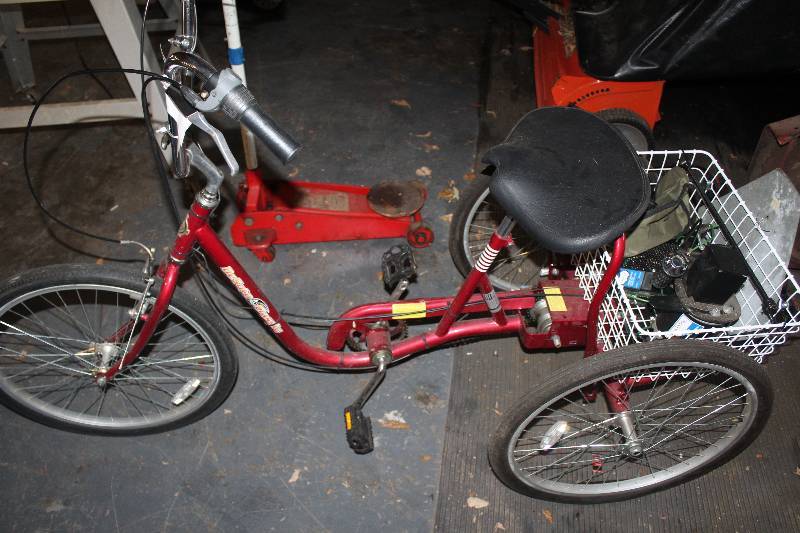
[220,85,301,164]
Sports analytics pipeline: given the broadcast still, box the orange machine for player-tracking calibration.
[533,10,664,131]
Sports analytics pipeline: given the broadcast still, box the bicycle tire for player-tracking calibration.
[448,173,547,290]
[0,264,238,435]
[488,340,771,503]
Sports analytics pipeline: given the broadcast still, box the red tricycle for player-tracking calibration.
[2,23,798,504]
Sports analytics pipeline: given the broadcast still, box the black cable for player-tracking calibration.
[278,290,590,324]
[192,259,340,373]
[139,0,183,229]
[140,75,181,228]
[139,0,152,76]
[192,251,327,329]
[23,68,179,244]
[19,10,338,372]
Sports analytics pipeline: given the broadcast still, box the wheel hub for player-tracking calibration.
[617,411,644,457]
[96,342,120,369]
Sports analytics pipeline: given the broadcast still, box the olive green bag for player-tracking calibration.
[625,166,692,257]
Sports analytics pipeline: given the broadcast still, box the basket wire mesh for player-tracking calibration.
[574,150,800,362]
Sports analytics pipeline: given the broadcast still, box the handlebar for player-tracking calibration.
[164,52,301,165]
[216,83,301,164]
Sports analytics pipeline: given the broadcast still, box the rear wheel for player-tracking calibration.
[0,264,237,435]
[489,340,771,502]
[449,173,548,290]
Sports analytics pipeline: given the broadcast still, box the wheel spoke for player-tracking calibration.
[501,352,761,499]
[74,289,99,342]
[460,187,543,290]
[0,278,226,432]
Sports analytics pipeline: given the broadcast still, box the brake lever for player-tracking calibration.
[186,111,239,176]
[164,92,193,179]
[163,89,239,178]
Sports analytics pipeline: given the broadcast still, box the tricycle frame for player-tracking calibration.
[100,190,626,381]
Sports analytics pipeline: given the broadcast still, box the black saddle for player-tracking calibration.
[483,107,650,254]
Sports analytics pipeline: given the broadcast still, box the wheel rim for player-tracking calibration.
[612,122,649,152]
[506,361,757,497]
[462,187,547,290]
[0,283,223,430]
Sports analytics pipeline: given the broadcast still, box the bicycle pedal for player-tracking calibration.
[344,405,374,454]
[382,244,417,294]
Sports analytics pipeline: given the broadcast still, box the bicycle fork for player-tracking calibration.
[604,381,644,457]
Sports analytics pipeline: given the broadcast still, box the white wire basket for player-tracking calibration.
[574,150,800,362]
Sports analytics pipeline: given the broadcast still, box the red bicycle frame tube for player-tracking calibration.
[436,230,513,335]
[102,200,518,377]
[585,235,626,357]
[326,287,536,350]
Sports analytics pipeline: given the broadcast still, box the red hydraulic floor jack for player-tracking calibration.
[230,170,434,262]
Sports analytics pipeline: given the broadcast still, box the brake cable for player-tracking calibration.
[23,67,179,246]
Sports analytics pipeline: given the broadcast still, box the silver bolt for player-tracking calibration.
[627,442,643,457]
[295,222,303,230]
[168,35,191,49]
[97,377,107,387]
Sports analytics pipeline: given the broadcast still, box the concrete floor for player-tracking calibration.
[0,1,488,531]
[1,1,799,532]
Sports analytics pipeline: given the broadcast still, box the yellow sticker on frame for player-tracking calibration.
[543,287,567,312]
[391,301,427,319]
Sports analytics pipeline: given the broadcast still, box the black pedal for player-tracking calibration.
[382,244,417,292]
[344,405,374,454]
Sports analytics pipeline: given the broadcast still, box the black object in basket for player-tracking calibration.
[685,245,747,305]
[682,162,780,318]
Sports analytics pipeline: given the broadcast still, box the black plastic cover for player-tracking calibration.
[572,0,800,81]
[685,244,748,304]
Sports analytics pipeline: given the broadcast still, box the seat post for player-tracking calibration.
[435,217,515,336]
[585,235,626,357]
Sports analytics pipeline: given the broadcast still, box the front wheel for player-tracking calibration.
[0,264,238,435]
[488,340,771,503]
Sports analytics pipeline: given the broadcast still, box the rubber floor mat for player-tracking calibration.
[433,337,800,532]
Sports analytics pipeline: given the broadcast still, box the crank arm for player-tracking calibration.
[164,88,195,178]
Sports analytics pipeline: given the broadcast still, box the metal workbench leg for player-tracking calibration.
[89,0,168,126]
[0,4,35,94]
